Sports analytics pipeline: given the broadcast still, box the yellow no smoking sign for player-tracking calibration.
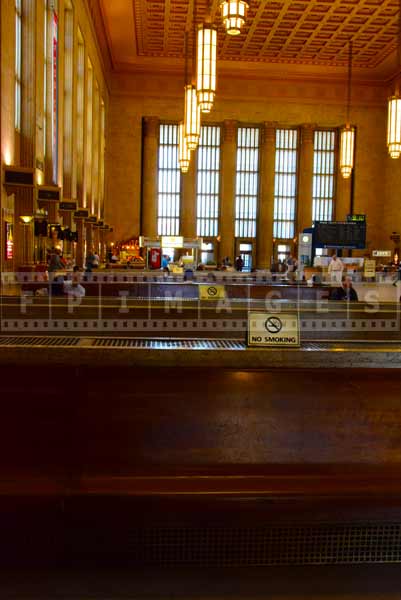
[199,284,226,300]
[248,312,300,347]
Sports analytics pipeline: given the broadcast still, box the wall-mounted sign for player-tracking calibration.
[372,250,392,258]
[74,209,89,219]
[140,237,160,248]
[59,201,77,211]
[4,167,35,187]
[248,312,300,348]
[37,186,61,202]
[161,236,184,249]
[199,284,226,300]
[347,214,366,223]
[364,259,376,278]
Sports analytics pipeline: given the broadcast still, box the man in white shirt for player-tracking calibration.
[64,267,86,298]
[328,253,344,283]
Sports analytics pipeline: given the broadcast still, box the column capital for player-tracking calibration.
[223,120,237,144]
[143,116,160,138]
[301,123,316,144]
[262,121,278,145]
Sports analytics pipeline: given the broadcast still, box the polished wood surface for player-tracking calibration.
[1,365,401,499]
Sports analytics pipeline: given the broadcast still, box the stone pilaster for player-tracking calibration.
[336,129,354,221]
[15,0,37,267]
[181,154,197,239]
[219,120,237,264]
[142,116,159,238]
[256,122,276,269]
[74,217,85,268]
[297,124,315,233]
[91,83,100,217]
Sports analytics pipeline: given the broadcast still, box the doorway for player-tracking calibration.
[235,240,254,272]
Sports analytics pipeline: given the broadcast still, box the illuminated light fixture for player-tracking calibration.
[178,122,191,173]
[20,215,34,224]
[184,84,201,150]
[4,148,12,165]
[340,41,355,179]
[220,0,249,36]
[340,125,355,179]
[387,95,401,159]
[196,24,217,113]
[387,0,401,159]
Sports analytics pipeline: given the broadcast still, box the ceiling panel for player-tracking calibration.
[99,0,400,75]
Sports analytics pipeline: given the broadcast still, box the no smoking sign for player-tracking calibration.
[248,313,300,347]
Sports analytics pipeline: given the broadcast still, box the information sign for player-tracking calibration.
[248,313,300,347]
[162,236,184,248]
[199,284,226,300]
[364,259,376,278]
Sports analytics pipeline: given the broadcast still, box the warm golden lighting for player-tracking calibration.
[196,25,217,113]
[387,95,401,159]
[36,168,44,185]
[220,0,249,35]
[184,84,201,150]
[4,148,12,165]
[339,125,355,179]
[20,215,33,224]
[178,122,191,173]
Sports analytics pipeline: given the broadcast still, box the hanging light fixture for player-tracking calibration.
[387,96,401,158]
[179,122,191,173]
[339,41,355,179]
[220,0,249,36]
[184,84,201,150]
[387,0,401,159]
[196,24,217,113]
[182,4,201,154]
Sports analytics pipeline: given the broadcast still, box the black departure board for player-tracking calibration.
[313,221,366,249]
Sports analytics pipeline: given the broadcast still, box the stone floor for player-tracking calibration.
[0,565,401,599]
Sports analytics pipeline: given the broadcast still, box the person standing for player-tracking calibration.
[328,253,344,283]
[286,254,298,281]
[85,248,96,273]
[235,255,244,272]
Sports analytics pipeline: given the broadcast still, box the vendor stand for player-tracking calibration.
[139,236,203,270]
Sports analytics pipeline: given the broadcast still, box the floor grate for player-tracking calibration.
[0,336,80,347]
[27,522,401,567]
[91,338,246,350]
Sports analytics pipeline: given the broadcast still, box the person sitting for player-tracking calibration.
[64,266,86,298]
[51,275,65,296]
[330,276,358,301]
[48,248,63,273]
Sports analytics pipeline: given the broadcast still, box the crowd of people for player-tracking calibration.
[41,246,364,303]
[43,245,102,298]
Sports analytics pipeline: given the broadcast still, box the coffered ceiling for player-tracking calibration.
[97,0,401,81]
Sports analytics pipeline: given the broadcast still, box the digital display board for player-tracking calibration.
[313,221,366,249]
